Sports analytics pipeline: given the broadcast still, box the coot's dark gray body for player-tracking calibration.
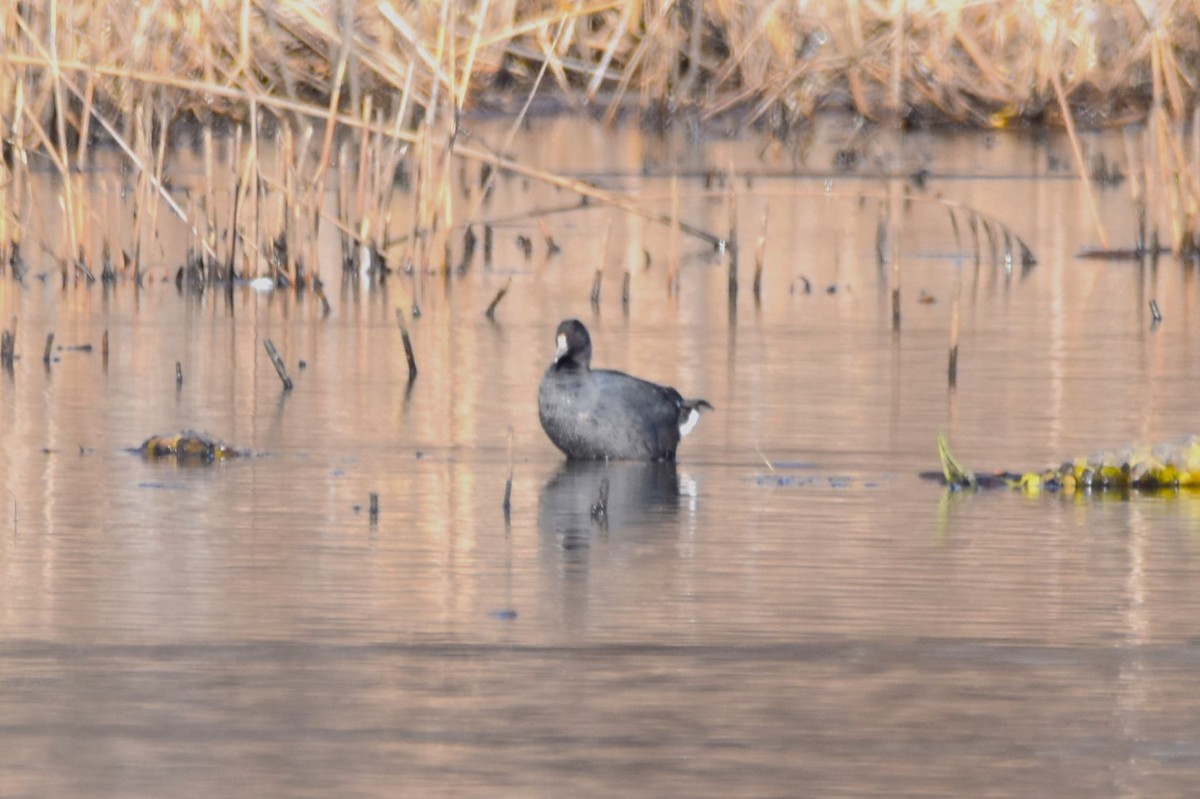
[538,320,711,461]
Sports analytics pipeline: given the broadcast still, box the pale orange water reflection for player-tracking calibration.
[1,117,1200,796]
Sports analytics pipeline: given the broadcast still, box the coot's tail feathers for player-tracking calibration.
[678,398,714,437]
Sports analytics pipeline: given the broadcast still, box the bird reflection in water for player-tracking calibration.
[537,460,689,626]
[540,460,682,540]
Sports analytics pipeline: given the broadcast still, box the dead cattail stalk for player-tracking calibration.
[42,333,54,365]
[176,361,183,386]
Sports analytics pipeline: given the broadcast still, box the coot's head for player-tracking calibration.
[553,319,592,368]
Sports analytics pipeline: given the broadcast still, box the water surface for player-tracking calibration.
[2,116,1200,797]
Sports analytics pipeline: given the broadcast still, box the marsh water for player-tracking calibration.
[3,116,1200,796]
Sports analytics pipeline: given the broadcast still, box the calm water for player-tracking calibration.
[3,116,1200,796]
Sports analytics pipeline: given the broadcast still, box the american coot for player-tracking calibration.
[538,320,712,461]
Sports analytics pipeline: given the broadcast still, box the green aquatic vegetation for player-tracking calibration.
[935,432,1200,496]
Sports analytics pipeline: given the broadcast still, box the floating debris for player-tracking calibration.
[931,432,1200,495]
[133,430,243,462]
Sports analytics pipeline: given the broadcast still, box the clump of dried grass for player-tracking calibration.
[5,2,1197,142]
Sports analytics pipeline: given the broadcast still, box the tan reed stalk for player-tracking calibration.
[75,72,94,164]
[203,122,217,272]
[48,0,79,282]
[249,98,261,277]
[1051,68,1109,250]
[355,97,373,254]
[280,124,296,285]
[336,139,352,269]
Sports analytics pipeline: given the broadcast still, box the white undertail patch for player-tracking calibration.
[679,407,701,437]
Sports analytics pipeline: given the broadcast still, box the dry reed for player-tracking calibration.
[2,0,1200,291]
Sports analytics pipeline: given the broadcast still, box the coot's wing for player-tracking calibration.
[591,369,685,456]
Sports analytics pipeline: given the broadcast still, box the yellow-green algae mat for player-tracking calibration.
[133,431,243,463]
[934,432,1200,495]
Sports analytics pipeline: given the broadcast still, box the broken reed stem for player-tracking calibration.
[263,338,293,390]
[590,269,603,306]
[485,277,512,319]
[369,492,379,523]
[395,308,419,377]
[42,332,54,365]
[175,361,183,386]
[102,329,108,367]
[621,270,631,307]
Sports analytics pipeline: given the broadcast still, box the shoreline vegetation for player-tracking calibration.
[2,1,1200,291]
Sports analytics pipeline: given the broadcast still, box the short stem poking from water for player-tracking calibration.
[485,277,512,321]
[264,339,293,391]
[503,426,514,520]
[395,309,419,378]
